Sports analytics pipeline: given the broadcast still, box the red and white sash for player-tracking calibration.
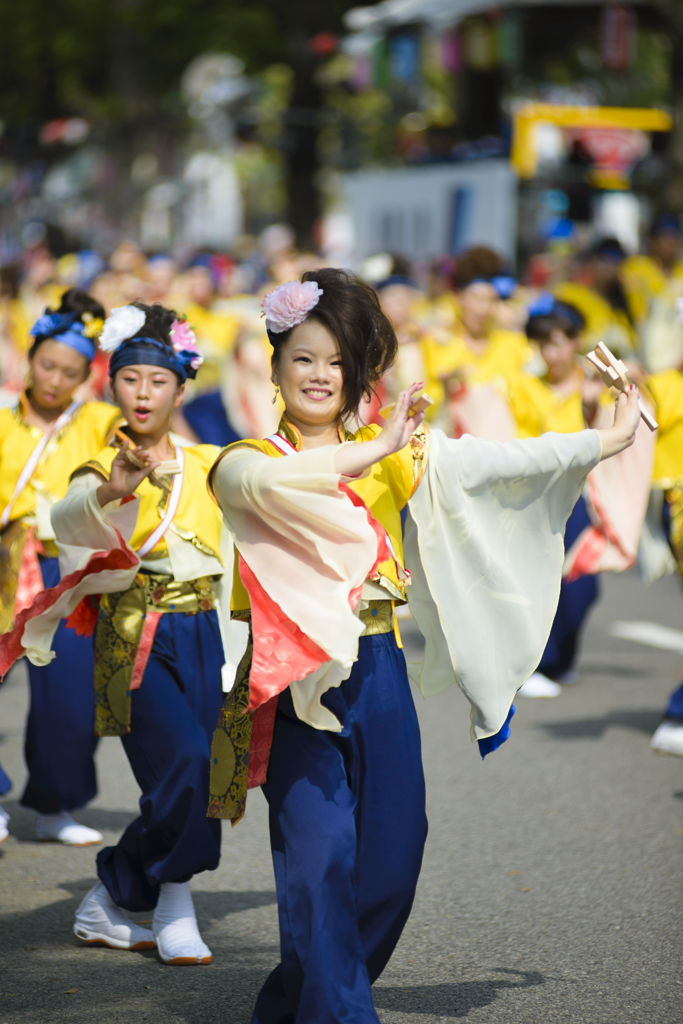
[136,445,185,558]
[1,400,81,529]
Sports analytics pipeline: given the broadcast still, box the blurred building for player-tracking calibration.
[325,0,679,265]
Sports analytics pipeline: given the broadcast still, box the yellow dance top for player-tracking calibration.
[0,395,121,536]
[506,373,585,439]
[645,369,683,485]
[421,328,534,420]
[622,255,683,323]
[212,414,428,615]
[552,281,636,354]
[80,440,224,561]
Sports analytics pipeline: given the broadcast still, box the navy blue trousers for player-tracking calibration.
[538,496,599,678]
[97,608,225,912]
[21,556,99,814]
[0,762,10,796]
[253,632,428,1024]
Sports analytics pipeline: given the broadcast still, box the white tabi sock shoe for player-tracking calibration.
[0,803,9,844]
[518,672,562,699]
[36,812,103,846]
[153,881,212,966]
[651,722,683,757]
[74,882,156,950]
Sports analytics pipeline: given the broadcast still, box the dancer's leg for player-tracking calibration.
[97,609,224,912]
[253,633,428,1024]
[21,557,99,818]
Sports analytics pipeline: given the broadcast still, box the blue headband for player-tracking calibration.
[464,276,517,299]
[108,337,198,382]
[527,293,584,330]
[30,310,96,362]
[376,274,418,291]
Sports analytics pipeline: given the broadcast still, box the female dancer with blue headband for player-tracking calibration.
[0,288,120,847]
[1,302,231,964]
[206,268,641,1024]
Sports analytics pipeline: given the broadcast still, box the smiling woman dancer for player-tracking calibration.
[0,289,119,847]
[1,302,230,964]
[206,268,641,1024]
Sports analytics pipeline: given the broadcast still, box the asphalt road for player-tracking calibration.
[1,569,682,1023]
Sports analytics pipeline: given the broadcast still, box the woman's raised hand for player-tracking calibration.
[597,385,642,461]
[377,383,427,458]
[96,440,160,507]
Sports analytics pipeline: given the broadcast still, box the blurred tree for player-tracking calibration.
[0,0,367,244]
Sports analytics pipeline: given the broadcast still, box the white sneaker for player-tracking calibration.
[518,672,562,699]
[74,882,156,950]
[36,812,102,846]
[153,881,212,965]
[0,804,9,844]
[651,722,683,757]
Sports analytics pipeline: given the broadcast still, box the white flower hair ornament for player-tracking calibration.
[261,279,324,336]
[99,305,147,353]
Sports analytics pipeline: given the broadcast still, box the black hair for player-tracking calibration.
[526,301,585,343]
[270,268,398,419]
[29,287,106,360]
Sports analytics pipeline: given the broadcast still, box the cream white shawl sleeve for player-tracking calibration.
[405,427,602,742]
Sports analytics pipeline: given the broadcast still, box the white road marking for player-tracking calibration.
[611,620,683,655]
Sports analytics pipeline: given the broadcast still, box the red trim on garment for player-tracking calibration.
[14,527,43,619]
[247,696,278,789]
[130,611,162,690]
[65,594,100,637]
[0,544,138,679]
[338,481,393,608]
[238,554,330,714]
[563,526,607,583]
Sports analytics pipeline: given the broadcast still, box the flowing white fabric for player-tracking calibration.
[404,427,602,741]
[213,428,602,739]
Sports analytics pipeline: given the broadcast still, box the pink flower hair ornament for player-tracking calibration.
[261,279,324,337]
[170,317,204,374]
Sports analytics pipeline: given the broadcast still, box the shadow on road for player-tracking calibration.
[536,709,661,740]
[373,968,545,1017]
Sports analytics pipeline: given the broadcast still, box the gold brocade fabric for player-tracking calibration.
[0,520,30,634]
[93,573,218,737]
[207,601,395,824]
[665,486,683,581]
[207,639,253,825]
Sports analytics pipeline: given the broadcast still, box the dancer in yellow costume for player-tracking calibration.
[553,238,636,356]
[0,288,119,847]
[0,301,230,964]
[622,214,683,325]
[420,246,534,428]
[644,353,683,756]
[205,268,640,1024]
[508,294,654,700]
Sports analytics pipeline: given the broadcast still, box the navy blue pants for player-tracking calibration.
[253,632,428,1024]
[661,495,683,724]
[97,608,224,912]
[538,496,599,678]
[21,556,99,814]
[0,762,10,796]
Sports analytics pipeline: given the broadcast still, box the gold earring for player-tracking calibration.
[272,384,280,405]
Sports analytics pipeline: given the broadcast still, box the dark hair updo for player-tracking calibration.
[270,268,398,419]
[29,287,106,358]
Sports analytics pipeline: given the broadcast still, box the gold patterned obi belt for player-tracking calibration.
[94,573,218,737]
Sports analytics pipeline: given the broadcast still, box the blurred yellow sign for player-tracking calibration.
[511,103,672,179]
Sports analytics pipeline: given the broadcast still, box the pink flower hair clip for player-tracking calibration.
[170,317,199,354]
[261,279,324,335]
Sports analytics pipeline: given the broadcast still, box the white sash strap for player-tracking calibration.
[266,432,299,456]
[136,445,185,558]
[0,400,81,530]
